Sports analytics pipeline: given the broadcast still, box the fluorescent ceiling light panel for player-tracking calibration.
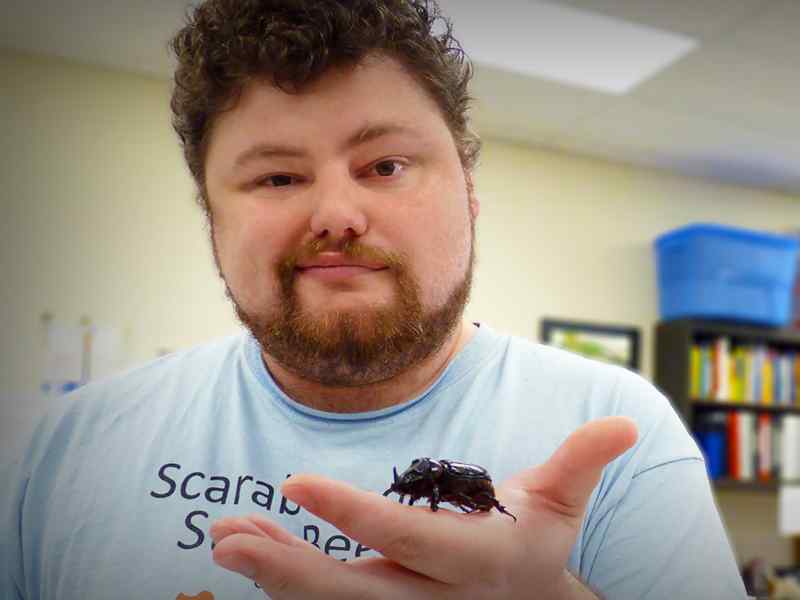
[437,0,697,94]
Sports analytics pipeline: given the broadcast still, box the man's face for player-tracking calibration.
[204,55,479,387]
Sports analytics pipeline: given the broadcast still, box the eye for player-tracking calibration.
[367,159,406,178]
[256,174,299,187]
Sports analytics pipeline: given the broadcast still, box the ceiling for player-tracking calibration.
[1,0,798,196]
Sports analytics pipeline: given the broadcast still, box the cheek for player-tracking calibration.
[434,220,472,280]
[402,202,472,303]
[213,210,284,299]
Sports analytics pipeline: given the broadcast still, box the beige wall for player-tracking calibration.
[2,49,798,565]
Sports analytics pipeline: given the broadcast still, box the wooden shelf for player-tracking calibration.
[673,319,800,345]
[712,478,800,492]
[655,319,800,565]
[654,319,800,498]
[691,401,800,415]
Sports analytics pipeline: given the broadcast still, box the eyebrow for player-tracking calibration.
[232,122,422,170]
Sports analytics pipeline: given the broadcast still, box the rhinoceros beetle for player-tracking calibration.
[383,458,517,522]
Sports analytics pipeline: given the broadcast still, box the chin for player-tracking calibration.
[302,292,394,314]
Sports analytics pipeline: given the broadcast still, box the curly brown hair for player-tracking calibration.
[168,0,481,209]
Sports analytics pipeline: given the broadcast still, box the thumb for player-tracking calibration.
[507,417,638,518]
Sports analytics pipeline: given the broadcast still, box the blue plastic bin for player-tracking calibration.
[654,223,799,326]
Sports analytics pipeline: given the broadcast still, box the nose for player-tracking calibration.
[308,172,368,242]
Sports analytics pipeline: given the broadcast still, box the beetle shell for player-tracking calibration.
[383,458,517,522]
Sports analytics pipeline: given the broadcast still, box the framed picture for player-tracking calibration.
[539,318,641,371]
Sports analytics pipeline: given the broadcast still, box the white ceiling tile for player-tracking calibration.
[440,0,696,93]
[724,0,800,71]
[550,0,765,40]
[470,64,618,141]
[643,40,800,100]
[0,0,186,79]
[632,41,800,140]
[549,100,800,194]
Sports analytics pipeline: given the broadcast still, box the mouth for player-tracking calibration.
[296,265,389,282]
[293,249,392,283]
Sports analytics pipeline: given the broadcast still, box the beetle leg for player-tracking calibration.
[493,500,518,522]
[398,494,405,504]
[474,492,518,522]
[455,493,478,513]
[431,484,440,511]
[408,496,416,506]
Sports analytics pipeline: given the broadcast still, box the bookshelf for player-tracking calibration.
[654,318,800,492]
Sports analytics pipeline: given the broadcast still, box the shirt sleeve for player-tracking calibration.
[0,455,28,600]
[582,457,749,599]
[1,401,65,600]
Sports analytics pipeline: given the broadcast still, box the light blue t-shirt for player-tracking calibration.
[2,324,747,599]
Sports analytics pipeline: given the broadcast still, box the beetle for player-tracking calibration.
[382,458,517,522]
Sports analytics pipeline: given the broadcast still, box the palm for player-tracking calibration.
[210,417,638,599]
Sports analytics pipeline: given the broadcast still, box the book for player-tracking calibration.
[782,415,800,482]
[757,413,772,482]
[727,411,740,479]
[762,350,774,405]
[694,412,727,479]
[772,415,782,480]
[715,337,730,401]
[738,412,755,481]
[689,344,701,398]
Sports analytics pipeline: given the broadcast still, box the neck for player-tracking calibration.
[261,319,477,413]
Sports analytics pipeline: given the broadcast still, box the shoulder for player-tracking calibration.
[484,328,701,463]
[483,328,647,406]
[496,329,671,406]
[24,331,250,468]
[72,329,246,404]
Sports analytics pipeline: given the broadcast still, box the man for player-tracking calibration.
[2,1,747,599]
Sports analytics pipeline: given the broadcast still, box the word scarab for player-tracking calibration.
[383,458,517,522]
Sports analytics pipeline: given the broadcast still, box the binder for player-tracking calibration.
[738,412,755,481]
[727,411,740,479]
[757,413,772,482]
[782,415,800,481]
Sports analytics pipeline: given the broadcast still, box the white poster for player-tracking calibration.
[778,485,800,536]
[89,325,125,382]
[41,322,84,392]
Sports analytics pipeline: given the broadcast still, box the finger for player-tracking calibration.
[348,556,450,595]
[505,416,638,518]
[282,474,513,585]
[213,530,445,600]
[213,530,351,599]
[210,513,308,549]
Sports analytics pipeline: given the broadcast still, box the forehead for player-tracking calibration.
[206,55,451,158]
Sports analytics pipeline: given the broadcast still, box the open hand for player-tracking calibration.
[210,416,638,599]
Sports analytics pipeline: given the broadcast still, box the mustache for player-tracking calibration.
[279,239,407,274]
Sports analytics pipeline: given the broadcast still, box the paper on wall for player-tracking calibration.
[41,320,126,393]
[42,323,84,384]
[778,485,800,536]
[89,325,125,381]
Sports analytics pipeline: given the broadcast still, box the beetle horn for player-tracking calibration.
[393,467,399,485]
